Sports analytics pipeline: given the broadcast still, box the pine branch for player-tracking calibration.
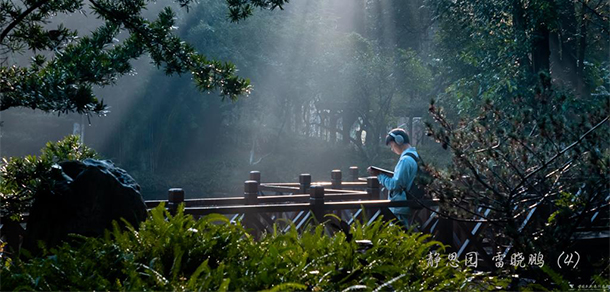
[0,0,48,45]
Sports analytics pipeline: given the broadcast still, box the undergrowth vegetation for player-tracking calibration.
[1,205,506,291]
[0,135,98,221]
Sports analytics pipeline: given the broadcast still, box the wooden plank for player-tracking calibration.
[454,208,491,256]
[321,189,365,194]
[324,199,438,210]
[229,213,243,223]
[453,232,463,250]
[340,210,353,222]
[185,203,311,215]
[367,210,383,226]
[456,221,493,265]
[145,192,371,210]
[262,183,301,187]
[188,197,246,206]
[259,185,365,194]
[146,187,369,209]
[421,215,438,234]
[429,219,440,233]
[258,193,369,203]
[257,194,309,203]
[348,209,363,225]
[262,182,367,188]
[284,211,306,233]
[290,211,306,224]
[296,212,312,231]
[146,197,247,208]
[421,206,440,232]
[247,214,270,235]
[258,213,277,233]
[179,199,438,216]
[258,185,300,193]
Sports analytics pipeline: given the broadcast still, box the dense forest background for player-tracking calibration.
[1,0,608,201]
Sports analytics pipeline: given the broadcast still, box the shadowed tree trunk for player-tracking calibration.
[549,0,580,92]
[341,111,357,146]
[576,1,589,97]
[532,25,551,74]
[512,0,531,72]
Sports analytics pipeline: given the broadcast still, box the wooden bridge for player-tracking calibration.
[145,166,609,271]
[3,166,606,271]
[145,167,508,270]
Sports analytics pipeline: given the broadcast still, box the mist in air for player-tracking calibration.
[2,1,609,289]
[1,0,439,199]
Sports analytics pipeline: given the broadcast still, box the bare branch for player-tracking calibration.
[510,116,609,195]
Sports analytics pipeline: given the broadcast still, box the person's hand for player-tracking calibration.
[367,166,380,176]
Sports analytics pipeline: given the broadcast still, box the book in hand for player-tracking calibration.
[369,166,394,177]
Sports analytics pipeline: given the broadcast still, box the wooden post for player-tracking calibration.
[331,169,342,189]
[243,180,260,237]
[349,166,359,181]
[367,177,380,200]
[168,188,185,214]
[244,180,259,205]
[310,186,325,222]
[249,171,261,183]
[299,174,311,194]
[437,218,454,252]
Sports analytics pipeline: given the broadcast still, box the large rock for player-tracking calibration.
[23,159,147,252]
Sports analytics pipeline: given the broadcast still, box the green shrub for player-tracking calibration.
[1,205,506,291]
[0,135,98,221]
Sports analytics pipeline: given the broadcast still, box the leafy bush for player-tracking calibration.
[0,135,98,220]
[425,73,609,251]
[1,205,506,291]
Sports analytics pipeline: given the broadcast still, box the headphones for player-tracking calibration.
[389,132,404,145]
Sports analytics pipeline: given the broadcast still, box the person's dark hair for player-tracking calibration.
[385,128,410,145]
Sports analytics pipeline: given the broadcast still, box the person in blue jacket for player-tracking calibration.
[367,128,418,228]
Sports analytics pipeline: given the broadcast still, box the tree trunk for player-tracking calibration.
[576,2,588,97]
[341,111,357,146]
[532,25,551,74]
[302,103,311,137]
[292,101,301,133]
[329,113,338,144]
[512,0,531,72]
[549,0,580,91]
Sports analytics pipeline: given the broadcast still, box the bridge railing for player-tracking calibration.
[154,167,593,270]
[148,179,443,241]
[144,167,502,267]
[2,166,606,271]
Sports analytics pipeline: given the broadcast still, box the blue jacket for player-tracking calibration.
[377,147,418,215]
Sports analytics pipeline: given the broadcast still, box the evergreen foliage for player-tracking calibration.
[0,0,288,115]
[429,0,609,112]
[422,0,609,284]
[0,135,98,220]
[1,205,507,291]
[1,0,608,288]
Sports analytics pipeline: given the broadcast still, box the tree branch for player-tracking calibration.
[0,0,48,45]
[578,0,609,22]
[510,115,609,195]
[408,191,509,223]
